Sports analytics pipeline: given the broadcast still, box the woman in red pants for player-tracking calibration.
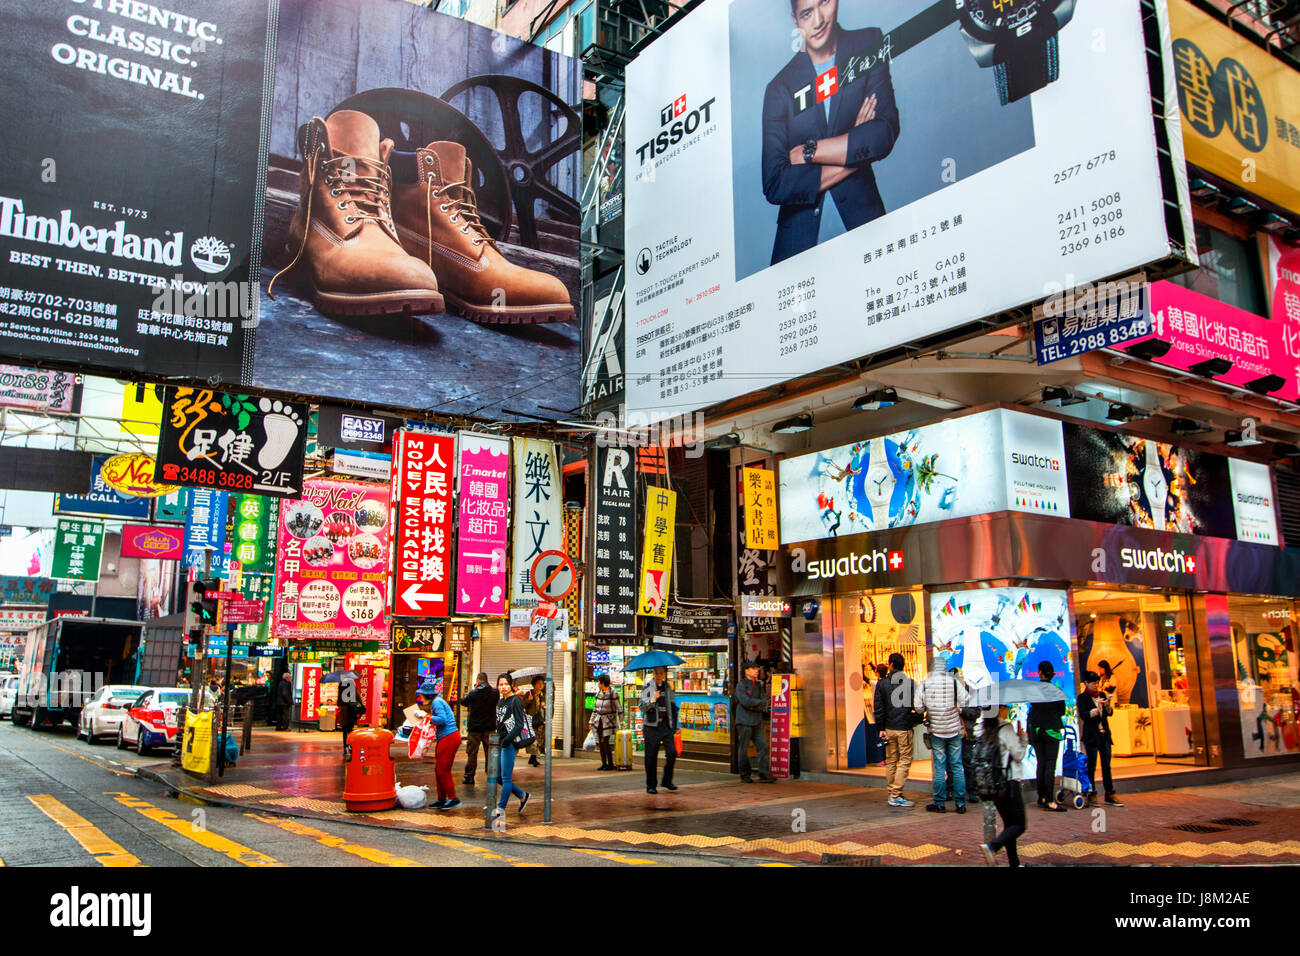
[418,679,462,811]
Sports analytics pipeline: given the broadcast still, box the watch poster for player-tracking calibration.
[624,0,1188,423]
[272,477,391,642]
[593,444,638,638]
[0,0,272,382]
[156,387,309,498]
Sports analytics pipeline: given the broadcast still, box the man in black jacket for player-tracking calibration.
[873,653,916,808]
[733,661,775,784]
[460,672,499,786]
[275,671,293,731]
[1077,671,1124,807]
[1028,661,1067,811]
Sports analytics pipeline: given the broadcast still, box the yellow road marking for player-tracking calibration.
[416,832,548,867]
[246,814,423,866]
[569,847,663,866]
[27,795,141,867]
[39,740,135,777]
[104,792,280,866]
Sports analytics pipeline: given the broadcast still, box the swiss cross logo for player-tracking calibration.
[1184,556,1196,573]
[816,66,838,103]
[674,94,687,117]
[661,95,687,126]
[887,550,904,570]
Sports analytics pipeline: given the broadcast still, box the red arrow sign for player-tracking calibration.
[399,582,446,612]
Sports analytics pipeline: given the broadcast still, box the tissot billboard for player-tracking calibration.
[624,0,1191,422]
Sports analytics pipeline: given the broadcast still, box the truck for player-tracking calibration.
[13,617,147,729]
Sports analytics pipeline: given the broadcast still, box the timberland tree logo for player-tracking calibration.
[189,236,232,275]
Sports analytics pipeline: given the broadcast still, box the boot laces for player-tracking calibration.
[425,175,494,268]
[269,148,394,299]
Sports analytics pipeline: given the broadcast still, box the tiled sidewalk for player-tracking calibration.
[139,730,1300,865]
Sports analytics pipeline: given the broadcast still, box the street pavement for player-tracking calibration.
[3,719,1299,866]
[0,722,743,868]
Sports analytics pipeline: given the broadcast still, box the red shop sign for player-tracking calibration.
[391,431,456,618]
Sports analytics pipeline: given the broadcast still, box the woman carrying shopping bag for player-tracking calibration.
[494,673,533,816]
[416,679,461,811]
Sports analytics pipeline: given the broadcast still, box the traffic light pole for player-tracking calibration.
[217,620,234,777]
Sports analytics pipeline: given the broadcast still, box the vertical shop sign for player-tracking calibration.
[742,466,778,551]
[182,489,229,567]
[737,467,778,633]
[392,430,455,619]
[510,438,563,605]
[454,433,510,616]
[51,518,104,582]
[770,673,793,779]
[0,366,76,412]
[299,663,322,722]
[154,487,190,524]
[232,494,279,573]
[638,486,676,618]
[593,445,637,637]
[271,478,392,641]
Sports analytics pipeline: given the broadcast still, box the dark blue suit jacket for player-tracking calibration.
[761,27,900,265]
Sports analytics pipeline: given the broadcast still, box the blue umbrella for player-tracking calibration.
[623,650,684,671]
[321,669,358,684]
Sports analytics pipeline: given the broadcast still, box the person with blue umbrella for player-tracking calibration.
[626,651,683,795]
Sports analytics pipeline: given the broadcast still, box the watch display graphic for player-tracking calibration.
[1141,439,1169,530]
[957,0,1077,105]
[863,436,898,529]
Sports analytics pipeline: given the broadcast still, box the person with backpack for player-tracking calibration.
[493,673,531,816]
[917,655,970,813]
[949,668,982,805]
[1027,661,1067,811]
[979,705,1028,867]
[873,652,919,808]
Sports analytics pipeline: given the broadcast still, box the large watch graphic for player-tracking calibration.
[1141,439,1169,531]
[864,436,897,529]
[957,0,1077,106]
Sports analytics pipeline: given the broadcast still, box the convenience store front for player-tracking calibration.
[783,510,1300,785]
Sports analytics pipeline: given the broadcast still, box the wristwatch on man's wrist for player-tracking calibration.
[957,0,1076,106]
[802,139,818,163]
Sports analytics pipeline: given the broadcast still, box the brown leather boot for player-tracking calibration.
[269,111,444,317]
[391,141,574,325]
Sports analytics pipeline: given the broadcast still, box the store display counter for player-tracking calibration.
[1153,705,1192,756]
[1110,707,1153,756]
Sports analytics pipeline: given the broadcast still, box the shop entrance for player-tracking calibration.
[1071,586,1212,772]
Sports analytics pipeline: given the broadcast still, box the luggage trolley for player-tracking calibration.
[1056,725,1093,809]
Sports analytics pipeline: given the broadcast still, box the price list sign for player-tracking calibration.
[593,445,637,638]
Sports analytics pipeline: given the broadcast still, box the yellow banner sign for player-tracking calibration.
[638,486,676,618]
[180,709,212,775]
[100,452,179,498]
[121,382,164,437]
[742,467,779,550]
[1170,2,1300,214]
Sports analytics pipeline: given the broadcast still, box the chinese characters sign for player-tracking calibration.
[157,387,309,498]
[52,518,103,582]
[392,431,455,619]
[232,494,279,574]
[593,446,637,638]
[743,467,778,550]
[638,486,676,618]
[454,433,509,616]
[182,489,228,567]
[272,478,391,642]
[510,438,562,606]
[119,524,185,561]
[1124,281,1299,402]
[1171,1,1300,216]
[737,466,778,633]
[1,576,54,605]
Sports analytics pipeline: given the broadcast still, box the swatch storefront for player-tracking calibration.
[777,407,1300,787]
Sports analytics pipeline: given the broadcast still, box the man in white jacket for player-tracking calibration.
[916,654,969,813]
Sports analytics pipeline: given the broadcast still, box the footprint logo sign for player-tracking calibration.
[258,398,304,471]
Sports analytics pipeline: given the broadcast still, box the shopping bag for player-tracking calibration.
[396,784,429,810]
[674,729,683,756]
[583,727,598,751]
[408,716,436,759]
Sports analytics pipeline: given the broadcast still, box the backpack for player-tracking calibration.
[974,729,1010,800]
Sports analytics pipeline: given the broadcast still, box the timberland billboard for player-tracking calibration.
[0,0,582,421]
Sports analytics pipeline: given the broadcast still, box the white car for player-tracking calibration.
[0,674,18,719]
[76,684,150,744]
[117,687,191,755]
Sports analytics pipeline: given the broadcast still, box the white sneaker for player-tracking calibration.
[981,843,997,867]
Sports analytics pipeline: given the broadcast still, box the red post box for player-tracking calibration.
[343,727,397,812]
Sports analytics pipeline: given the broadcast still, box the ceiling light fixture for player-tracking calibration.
[1124,338,1173,361]
[1189,357,1233,378]
[1170,418,1212,436]
[770,413,813,435]
[1225,429,1265,447]
[1245,373,1286,395]
[1041,386,1087,406]
[1106,402,1146,422]
[853,387,898,411]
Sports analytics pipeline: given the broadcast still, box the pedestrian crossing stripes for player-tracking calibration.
[416,832,548,866]
[27,795,141,867]
[246,814,425,866]
[104,792,281,867]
